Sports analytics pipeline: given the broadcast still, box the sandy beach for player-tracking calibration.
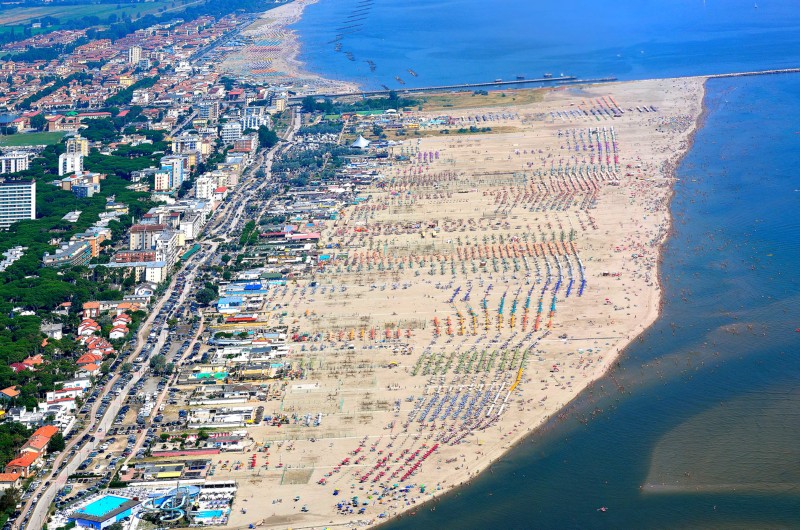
[219,0,359,94]
[183,77,707,529]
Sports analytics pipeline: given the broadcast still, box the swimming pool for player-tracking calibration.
[192,510,227,519]
[194,509,225,519]
[77,495,130,517]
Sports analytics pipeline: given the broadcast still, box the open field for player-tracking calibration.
[0,131,65,147]
[419,88,545,111]
[345,125,523,144]
[0,0,208,28]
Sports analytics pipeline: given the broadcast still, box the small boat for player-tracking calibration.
[597,507,608,512]
[395,76,405,85]
[408,68,417,77]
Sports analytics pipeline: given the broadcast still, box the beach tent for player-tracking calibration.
[351,135,371,149]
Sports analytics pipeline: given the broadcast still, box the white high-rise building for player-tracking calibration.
[58,152,83,176]
[66,135,90,156]
[128,46,142,65]
[0,180,35,229]
[154,169,172,192]
[194,176,215,201]
[160,155,188,188]
[221,121,243,144]
[0,152,30,174]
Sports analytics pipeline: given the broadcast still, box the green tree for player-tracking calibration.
[48,432,66,452]
[0,487,20,514]
[257,125,279,149]
[195,288,216,306]
[301,95,317,113]
[149,354,166,374]
[30,113,47,131]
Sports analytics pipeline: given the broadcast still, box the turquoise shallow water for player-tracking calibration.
[291,2,800,527]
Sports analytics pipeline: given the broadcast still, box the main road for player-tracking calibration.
[16,108,301,530]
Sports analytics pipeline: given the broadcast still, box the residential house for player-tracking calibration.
[112,313,132,328]
[82,301,101,318]
[9,363,32,373]
[0,386,20,401]
[77,319,100,336]
[76,353,103,366]
[0,473,21,491]
[22,354,44,368]
[77,363,100,377]
[4,452,39,478]
[109,326,129,340]
[40,322,63,340]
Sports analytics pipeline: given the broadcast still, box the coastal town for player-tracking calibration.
[0,1,706,530]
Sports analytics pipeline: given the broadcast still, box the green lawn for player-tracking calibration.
[0,131,65,147]
[0,0,209,28]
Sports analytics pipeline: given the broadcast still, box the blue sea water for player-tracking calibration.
[292,1,800,527]
[293,0,800,90]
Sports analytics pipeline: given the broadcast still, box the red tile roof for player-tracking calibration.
[0,386,20,398]
[32,425,58,439]
[6,452,38,469]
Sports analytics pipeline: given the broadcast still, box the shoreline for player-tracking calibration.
[219,0,360,94]
[376,78,712,528]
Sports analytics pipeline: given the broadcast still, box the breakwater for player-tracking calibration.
[290,76,621,101]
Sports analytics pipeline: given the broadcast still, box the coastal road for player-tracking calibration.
[170,110,197,137]
[15,265,191,530]
[122,299,208,467]
[18,107,300,530]
[18,234,214,529]
[207,108,298,239]
[122,113,304,460]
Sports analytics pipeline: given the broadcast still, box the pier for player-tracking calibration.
[705,67,800,79]
[290,67,800,104]
[291,76,619,102]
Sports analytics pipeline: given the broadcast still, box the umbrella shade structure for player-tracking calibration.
[351,135,371,149]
